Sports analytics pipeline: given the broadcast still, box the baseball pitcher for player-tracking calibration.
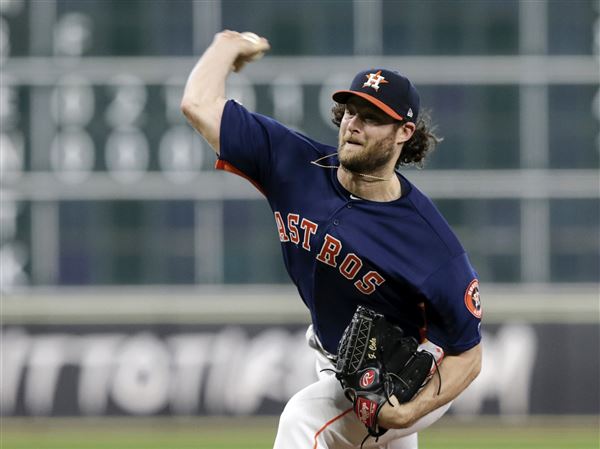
[181,30,482,449]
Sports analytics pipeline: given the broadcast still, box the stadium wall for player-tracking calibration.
[2,284,598,418]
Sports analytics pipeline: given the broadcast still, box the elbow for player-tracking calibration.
[180,98,196,121]
[180,98,206,134]
[179,97,222,153]
[180,92,209,123]
[180,97,221,129]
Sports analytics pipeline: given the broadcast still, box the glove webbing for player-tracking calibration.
[336,306,377,375]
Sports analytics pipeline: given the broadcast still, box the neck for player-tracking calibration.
[337,166,402,202]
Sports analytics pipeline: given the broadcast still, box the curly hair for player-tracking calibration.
[331,103,442,168]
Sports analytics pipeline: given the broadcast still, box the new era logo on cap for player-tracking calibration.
[332,68,420,122]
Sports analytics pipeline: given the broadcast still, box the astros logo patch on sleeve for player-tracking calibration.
[464,279,482,318]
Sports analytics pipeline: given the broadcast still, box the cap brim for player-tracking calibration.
[332,90,404,121]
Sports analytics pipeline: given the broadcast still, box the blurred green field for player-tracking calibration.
[1,416,598,449]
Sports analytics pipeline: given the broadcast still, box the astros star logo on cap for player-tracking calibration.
[362,70,389,91]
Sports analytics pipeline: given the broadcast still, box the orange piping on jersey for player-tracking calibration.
[312,408,353,449]
[214,159,266,197]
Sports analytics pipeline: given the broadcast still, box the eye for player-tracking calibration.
[362,114,379,124]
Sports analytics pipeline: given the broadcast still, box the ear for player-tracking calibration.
[395,122,416,144]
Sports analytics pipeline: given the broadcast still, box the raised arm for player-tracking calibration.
[180,30,270,153]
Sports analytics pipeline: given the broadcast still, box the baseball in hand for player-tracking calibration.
[240,31,265,61]
[241,32,261,44]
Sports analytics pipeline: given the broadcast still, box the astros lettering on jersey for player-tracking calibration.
[274,210,386,295]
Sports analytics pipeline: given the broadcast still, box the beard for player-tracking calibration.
[337,133,397,175]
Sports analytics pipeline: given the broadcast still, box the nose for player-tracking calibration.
[346,114,362,133]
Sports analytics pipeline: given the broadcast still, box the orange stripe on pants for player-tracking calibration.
[312,407,354,449]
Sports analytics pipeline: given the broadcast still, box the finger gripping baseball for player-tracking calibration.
[231,31,268,72]
[334,305,435,438]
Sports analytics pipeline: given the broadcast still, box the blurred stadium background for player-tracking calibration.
[1,0,598,448]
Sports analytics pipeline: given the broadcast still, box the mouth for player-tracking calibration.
[344,138,363,147]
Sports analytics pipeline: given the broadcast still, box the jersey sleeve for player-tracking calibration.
[217,99,307,196]
[419,253,482,354]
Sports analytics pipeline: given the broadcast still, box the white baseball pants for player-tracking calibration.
[272,331,451,449]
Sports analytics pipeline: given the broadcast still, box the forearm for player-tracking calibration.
[410,342,481,419]
[379,342,482,429]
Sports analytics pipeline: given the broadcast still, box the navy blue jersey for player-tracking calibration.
[217,100,482,355]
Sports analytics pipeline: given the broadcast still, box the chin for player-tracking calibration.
[340,158,371,174]
[338,149,357,166]
[339,144,363,160]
